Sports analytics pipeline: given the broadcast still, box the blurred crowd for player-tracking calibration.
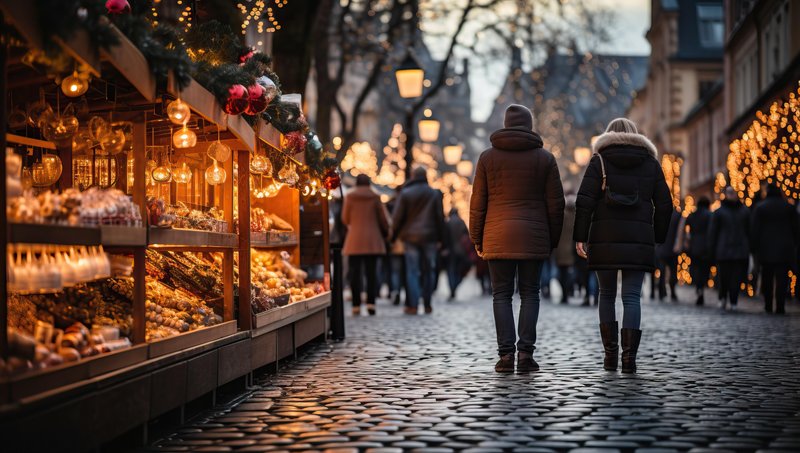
[332,173,800,315]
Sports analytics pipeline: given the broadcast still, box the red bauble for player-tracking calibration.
[283,131,308,154]
[323,169,341,190]
[239,49,255,64]
[245,83,269,115]
[224,84,249,116]
[106,0,130,14]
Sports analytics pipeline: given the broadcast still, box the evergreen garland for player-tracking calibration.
[263,99,305,134]
[184,21,248,66]
[34,0,119,62]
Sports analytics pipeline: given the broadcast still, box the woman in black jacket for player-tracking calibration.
[574,118,672,373]
[708,186,751,310]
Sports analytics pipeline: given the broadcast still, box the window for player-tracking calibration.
[763,1,790,86]
[697,4,724,47]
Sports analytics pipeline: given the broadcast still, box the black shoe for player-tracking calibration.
[367,304,376,316]
[393,293,401,306]
[696,294,704,306]
[424,305,433,314]
[621,328,642,374]
[581,298,590,306]
[495,354,514,373]
[560,298,569,304]
[599,321,619,371]
[516,352,539,372]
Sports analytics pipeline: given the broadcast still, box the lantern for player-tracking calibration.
[173,125,197,149]
[61,71,89,97]
[574,146,592,166]
[205,160,226,185]
[173,162,192,184]
[395,54,424,98]
[42,153,63,182]
[443,144,463,165]
[418,119,440,142]
[456,160,473,177]
[207,140,231,162]
[151,164,172,183]
[250,154,272,176]
[167,99,191,125]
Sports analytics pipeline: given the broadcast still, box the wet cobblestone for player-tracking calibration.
[148,282,800,452]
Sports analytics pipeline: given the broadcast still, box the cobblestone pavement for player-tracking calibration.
[148,279,800,452]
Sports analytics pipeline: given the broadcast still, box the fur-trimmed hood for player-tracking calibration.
[592,131,658,158]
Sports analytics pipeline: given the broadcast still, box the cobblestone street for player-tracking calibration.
[148,279,800,452]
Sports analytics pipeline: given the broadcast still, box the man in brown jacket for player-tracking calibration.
[469,104,565,373]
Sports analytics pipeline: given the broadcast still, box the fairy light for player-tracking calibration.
[661,154,683,209]
[238,1,277,35]
[341,142,378,177]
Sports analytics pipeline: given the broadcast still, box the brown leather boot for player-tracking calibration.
[621,328,642,373]
[495,354,514,373]
[599,321,619,371]
[516,352,539,372]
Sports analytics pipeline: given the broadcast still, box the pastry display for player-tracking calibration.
[147,198,227,232]
[7,245,111,294]
[7,187,141,226]
[250,250,323,304]
[234,208,293,234]
[145,278,223,341]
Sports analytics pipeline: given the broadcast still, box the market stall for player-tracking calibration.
[0,1,338,449]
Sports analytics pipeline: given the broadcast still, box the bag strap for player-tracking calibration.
[595,153,607,191]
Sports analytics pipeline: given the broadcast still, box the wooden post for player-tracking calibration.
[132,247,146,344]
[131,122,147,344]
[221,153,234,322]
[57,143,73,190]
[0,14,8,358]
[237,149,252,330]
[322,197,331,291]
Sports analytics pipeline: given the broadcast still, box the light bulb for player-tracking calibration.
[173,125,197,149]
[173,162,192,184]
[61,71,88,97]
[205,160,227,185]
[152,165,172,183]
[250,154,272,175]
[167,99,191,125]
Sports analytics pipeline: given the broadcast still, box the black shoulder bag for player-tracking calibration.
[596,153,639,208]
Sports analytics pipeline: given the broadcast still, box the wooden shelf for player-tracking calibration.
[9,223,101,246]
[148,321,238,359]
[250,231,298,248]
[252,291,331,334]
[148,228,238,248]
[100,226,147,247]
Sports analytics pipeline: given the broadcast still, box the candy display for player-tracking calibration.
[147,198,227,232]
[7,187,142,226]
[145,278,222,341]
[235,208,294,234]
[251,250,323,304]
[7,245,111,294]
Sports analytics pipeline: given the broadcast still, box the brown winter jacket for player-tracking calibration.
[469,107,565,260]
[342,186,391,256]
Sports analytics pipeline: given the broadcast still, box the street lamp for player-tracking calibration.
[395,54,424,98]
[418,109,440,142]
[574,146,592,166]
[456,160,473,177]
[443,144,463,165]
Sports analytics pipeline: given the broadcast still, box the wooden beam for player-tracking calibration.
[237,150,252,331]
[6,133,55,150]
[100,26,156,102]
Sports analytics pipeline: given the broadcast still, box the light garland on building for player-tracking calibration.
[661,154,683,209]
[340,141,378,177]
[727,82,800,204]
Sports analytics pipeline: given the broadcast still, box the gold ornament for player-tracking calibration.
[167,99,191,125]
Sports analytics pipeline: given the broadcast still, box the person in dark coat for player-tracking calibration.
[708,186,751,310]
[342,175,391,316]
[752,185,799,314]
[574,118,672,374]
[391,166,445,315]
[555,194,577,304]
[469,104,565,373]
[684,196,713,305]
[656,209,681,301]
[444,208,470,300]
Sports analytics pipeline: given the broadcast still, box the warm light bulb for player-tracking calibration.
[152,165,172,183]
[173,125,197,149]
[205,160,227,185]
[61,71,88,97]
[173,162,192,184]
[250,154,272,175]
[167,99,191,125]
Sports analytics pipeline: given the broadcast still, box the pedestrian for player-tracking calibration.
[656,209,682,301]
[445,208,470,300]
[573,118,672,374]
[385,188,406,306]
[342,174,391,316]
[469,104,565,373]
[684,196,713,305]
[751,185,799,314]
[391,166,446,315]
[708,186,751,310]
[555,193,577,304]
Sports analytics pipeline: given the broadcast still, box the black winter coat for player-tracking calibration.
[657,209,682,260]
[708,199,750,262]
[469,116,565,260]
[391,175,445,245]
[685,206,712,261]
[751,194,799,264]
[573,131,673,271]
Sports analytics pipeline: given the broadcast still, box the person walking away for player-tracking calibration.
[752,185,799,314]
[342,175,391,316]
[555,193,577,304]
[445,208,470,300]
[470,104,565,373]
[386,188,406,306]
[574,118,672,374]
[708,186,750,310]
[391,166,446,314]
[656,209,682,301]
[685,196,713,305]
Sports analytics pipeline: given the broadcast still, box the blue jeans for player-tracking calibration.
[404,242,438,308]
[488,260,543,355]
[596,269,645,329]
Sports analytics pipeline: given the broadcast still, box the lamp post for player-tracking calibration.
[574,146,592,166]
[443,143,463,165]
[395,54,424,99]
[418,109,440,142]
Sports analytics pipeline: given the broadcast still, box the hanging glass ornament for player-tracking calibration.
[88,116,109,141]
[27,90,53,128]
[152,150,172,183]
[61,71,89,97]
[223,85,249,116]
[31,162,50,187]
[173,125,197,149]
[42,104,79,147]
[283,131,308,154]
[205,159,227,185]
[99,128,126,155]
[167,98,191,125]
[245,83,269,115]
[323,168,341,190]
[256,76,278,104]
[145,159,157,185]
[250,154,272,175]
[42,153,63,183]
[173,161,192,184]
[20,167,32,190]
[207,140,231,162]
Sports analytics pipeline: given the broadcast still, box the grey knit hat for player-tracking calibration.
[504,104,533,130]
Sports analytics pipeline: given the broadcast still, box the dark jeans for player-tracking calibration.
[657,255,678,298]
[717,259,747,306]
[404,242,438,308]
[557,265,572,302]
[597,269,645,329]
[487,260,542,356]
[761,263,789,312]
[447,254,466,297]
[691,258,711,294]
[349,255,379,307]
